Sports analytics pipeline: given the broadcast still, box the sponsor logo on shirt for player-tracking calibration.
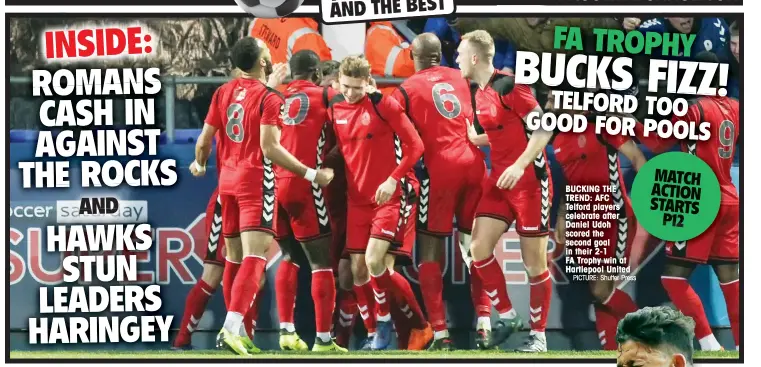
[522,226,539,231]
[360,112,371,126]
[381,229,395,236]
[337,119,348,125]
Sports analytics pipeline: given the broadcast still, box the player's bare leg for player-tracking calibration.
[300,236,348,352]
[514,235,550,353]
[274,239,308,351]
[417,233,454,350]
[217,231,273,355]
[470,217,522,349]
[350,253,376,350]
[713,263,740,351]
[661,262,723,351]
[589,278,637,350]
[172,263,223,350]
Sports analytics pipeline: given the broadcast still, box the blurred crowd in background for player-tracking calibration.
[9,16,741,139]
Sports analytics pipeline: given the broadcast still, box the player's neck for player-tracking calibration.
[473,65,495,89]
[237,69,264,82]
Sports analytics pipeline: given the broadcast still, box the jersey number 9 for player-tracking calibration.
[226,103,245,143]
[718,119,736,159]
[432,83,462,119]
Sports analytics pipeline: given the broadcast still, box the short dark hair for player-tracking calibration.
[616,306,695,364]
[290,49,321,78]
[320,60,341,78]
[231,37,261,72]
[730,21,739,36]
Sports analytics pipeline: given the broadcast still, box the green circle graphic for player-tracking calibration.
[630,152,721,242]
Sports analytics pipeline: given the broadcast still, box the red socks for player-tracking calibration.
[390,298,412,349]
[173,279,216,348]
[223,259,241,308]
[389,270,427,329]
[418,262,446,333]
[661,276,713,339]
[720,279,740,347]
[594,289,638,350]
[353,281,377,335]
[312,269,336,334]
[529,270,552,332]
[603,288,638,318]
[470,263,492,318]
[370,269,393,321]
[243,288,263,340]
[594,306,619,350]
[334,289,358,347]
[229,256,266,316]
[275,260,299,330]
[473,256,514,315]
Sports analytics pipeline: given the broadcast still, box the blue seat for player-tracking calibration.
[10,130,38,142]
[160,129,202,144]
[174,129,203,144]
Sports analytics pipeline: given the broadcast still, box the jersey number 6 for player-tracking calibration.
[432,83,461,119]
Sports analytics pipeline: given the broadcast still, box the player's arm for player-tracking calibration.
[192,90,222,176]
[260,94,333,186]
[497,85,552,189]
[601,130,648,172]
[384,97,424,181]
[514,107,553,169]
[467,118,490,146]
[618,140,647,171]
[375,96,424,204]
[194,123,218,171]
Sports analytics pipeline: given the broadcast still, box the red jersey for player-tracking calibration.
[636,96,739,204]
[328,91,424,206]
[205,78,284,195]
[276,80,337,178]
[392,65,484,169]
[473,71,547,190]
[553,127,629,186]
[552,127,631,204]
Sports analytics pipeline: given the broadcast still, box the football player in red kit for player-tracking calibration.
[636,52,740,352]
[328,55,433,350]
[391,33,489,350]
[545,90,647,351]
[172,188,224,350]
[270,50,347,352]
[179,58,288,350]
[319,60,369,350]
[457,30,553,352]
[191,37,334,355]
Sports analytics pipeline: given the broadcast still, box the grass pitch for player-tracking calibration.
[10,350,740,359]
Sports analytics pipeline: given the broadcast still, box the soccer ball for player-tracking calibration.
[235,0,304,18]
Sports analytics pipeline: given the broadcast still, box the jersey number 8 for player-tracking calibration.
[226,103,245,143]
[432,83,461,119]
